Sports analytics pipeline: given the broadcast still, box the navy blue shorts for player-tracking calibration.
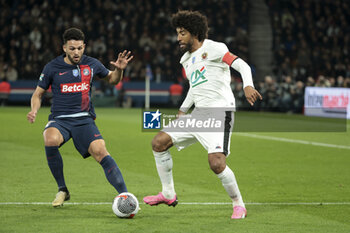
[44,116,103,158]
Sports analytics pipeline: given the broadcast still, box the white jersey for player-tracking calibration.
[180,39,236,109]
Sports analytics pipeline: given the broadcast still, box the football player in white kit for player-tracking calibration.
[143,10,262,219]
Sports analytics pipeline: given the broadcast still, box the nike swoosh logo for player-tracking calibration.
[94,134,101,137]
[59,72,68,75]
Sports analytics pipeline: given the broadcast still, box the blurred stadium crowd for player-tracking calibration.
[0,0,349,111]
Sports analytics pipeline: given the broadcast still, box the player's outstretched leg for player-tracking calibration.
[45,146,70,207]
[216,165,247,219]
[143,149,178,207]
[100,155,128,193]
[209,153,247,219]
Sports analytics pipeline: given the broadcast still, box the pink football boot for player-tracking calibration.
[231,206,247,219]
[143,192,178,207]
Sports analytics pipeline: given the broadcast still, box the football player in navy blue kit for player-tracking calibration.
[27,28,133,207]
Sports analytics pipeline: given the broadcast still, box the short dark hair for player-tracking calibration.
[171,10,208,42]
[62,28,85,44]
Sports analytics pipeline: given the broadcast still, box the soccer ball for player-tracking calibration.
[112,192,139,218]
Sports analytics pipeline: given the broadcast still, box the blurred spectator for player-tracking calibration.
[0,62,5,79]
[92,37,107,56]
[336,76,344,87]
[306,76,315,87]
[5,64,18,81]
[1,0,249,83]
[2,0,349,113]
[29,26,42,50]
[292,81,304,113]
[344,77,350,88]
[114,81,124,107]
[154,66,164,83]
[169,81,183,107]
[232,81,247,109]
[278,75,293,112]
[232,74,307,113]
[315,75,331,87]
[263,75,279,111]
[0,78,11,106]
[267,0,350,83]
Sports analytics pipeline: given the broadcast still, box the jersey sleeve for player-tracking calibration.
[207,41,229,62]
[37,64,52,90]
[93,58,110,78]
[207,41,239,65]
[231,58,254,88]
[222,52,239,66]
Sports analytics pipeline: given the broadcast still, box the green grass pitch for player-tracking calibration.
[0,107,349,233]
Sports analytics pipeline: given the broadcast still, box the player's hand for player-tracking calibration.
[27,111,37,123]
[177,110,186,119]
[110,50,133,70]
[244,86,262,106]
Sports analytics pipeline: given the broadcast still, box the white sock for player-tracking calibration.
[217,166,245,208]
[153,150,176,199]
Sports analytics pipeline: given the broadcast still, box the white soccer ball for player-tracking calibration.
[112,192,139,218]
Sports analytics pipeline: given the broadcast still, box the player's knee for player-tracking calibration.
[43,128,63,147]
[152,137,164,152]
[208,154,226,174]
[91,149,108,163]
[209,161,225,174]
[89,140,108,162]
[43,134,61,146]
[152,135,170,152]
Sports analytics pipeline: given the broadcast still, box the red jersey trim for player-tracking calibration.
[222,52,238,66]
[79,65,92,111]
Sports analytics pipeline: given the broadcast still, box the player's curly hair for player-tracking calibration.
[63,27,85,44]
[171,10,208,42]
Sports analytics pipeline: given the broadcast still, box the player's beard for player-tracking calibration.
[179,38,194,53]
[67,54,81,65]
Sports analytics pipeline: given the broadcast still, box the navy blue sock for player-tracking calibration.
[100,155,127,193]
[45,146,67,190]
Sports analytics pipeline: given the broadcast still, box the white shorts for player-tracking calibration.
[163,110,234,156]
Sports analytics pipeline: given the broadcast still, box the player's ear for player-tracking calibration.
[63,44,66,53]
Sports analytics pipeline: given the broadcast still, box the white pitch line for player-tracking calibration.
[0,202,111,205]
[236,133,350,150]
[0,202,350,205]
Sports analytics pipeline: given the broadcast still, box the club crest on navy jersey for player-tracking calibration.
[72,69,79,77]
[83,68,90,76]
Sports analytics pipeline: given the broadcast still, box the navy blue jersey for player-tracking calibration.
[38,55,109,120]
